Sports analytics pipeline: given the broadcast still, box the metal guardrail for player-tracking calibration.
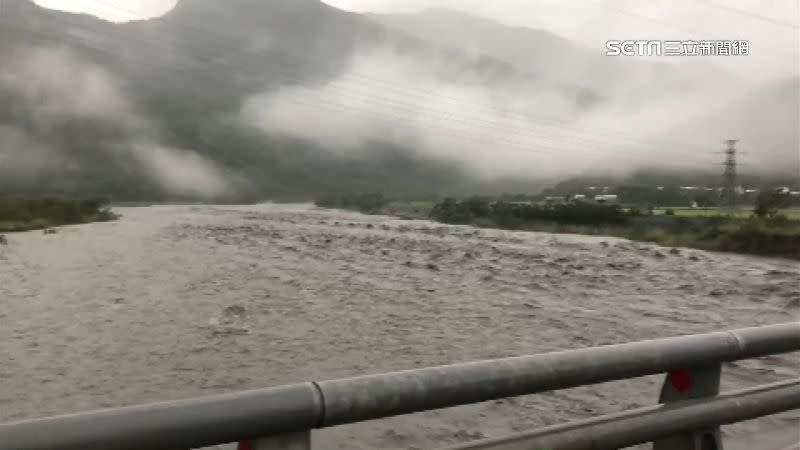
[447,379,800,450]
[0,323,798,450]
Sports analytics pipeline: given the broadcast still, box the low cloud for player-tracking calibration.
[0,46,238,199]
[130,142,237,200]
[1,47,139,125]
[241,45,794,181]
[241,48,602,180]
[0,125,64,179]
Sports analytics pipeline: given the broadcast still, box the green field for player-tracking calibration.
[653,207,800,220]
[381,202,800,222]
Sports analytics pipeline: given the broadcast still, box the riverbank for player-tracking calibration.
[0,197,118,233]
[330,198,800,260]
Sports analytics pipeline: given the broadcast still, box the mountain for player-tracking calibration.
[371,8,800,179]
[0,1,792,202]
[370,8,745,107]
[0,0,592,201]
[371,9,589,85]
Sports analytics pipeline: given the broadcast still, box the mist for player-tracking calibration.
[0,125,62,181]
[0,46,238,200]
[4,0,797,201]
[130,142,238,199]
[241,47,609,181]
[0,47,135,123]
[240,44,797,182]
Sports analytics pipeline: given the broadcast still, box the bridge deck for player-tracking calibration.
[728,421,799,450]
[197,421,799,450]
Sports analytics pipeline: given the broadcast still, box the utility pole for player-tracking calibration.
[722,139,738,212]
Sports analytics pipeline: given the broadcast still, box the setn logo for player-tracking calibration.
[606,40,749,56]
[606,40,662,56]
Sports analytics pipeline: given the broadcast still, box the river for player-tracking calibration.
[1,204,798,449]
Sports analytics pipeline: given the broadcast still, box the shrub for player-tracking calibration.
[314,193,387,214]
[464,197,491,218]
[627,206,644,217]
[754,192,791,218]
[429,199,633,227]
[719,222,800,258]
[0,196,114,232]
[430,198,474,224]
[766,214,792,227]
[668,217,693,233]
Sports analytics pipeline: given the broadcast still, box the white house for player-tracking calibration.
[594,195,619,204]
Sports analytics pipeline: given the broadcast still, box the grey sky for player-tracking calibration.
[33,0,800,81]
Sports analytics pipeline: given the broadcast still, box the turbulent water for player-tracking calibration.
[1,204,798,449]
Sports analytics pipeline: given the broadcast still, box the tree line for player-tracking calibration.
[0,196,116,232]
[430,197,639,228]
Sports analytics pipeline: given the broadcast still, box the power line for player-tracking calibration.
[0,25,608,163]
[585,0,706,37]
[0,8,652,163]
[0,2,719,169]
[110,3,771,168]
[82,0,729,155]
[696,0,800,30]
[592,0,798,35]
[585,0,798,67]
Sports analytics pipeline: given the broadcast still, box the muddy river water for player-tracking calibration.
[1,204,798,449]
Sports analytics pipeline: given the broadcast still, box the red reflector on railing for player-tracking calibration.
[238,440,253,450]
[669,368,693,393]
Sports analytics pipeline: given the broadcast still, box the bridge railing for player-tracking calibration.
[1,323,798,450]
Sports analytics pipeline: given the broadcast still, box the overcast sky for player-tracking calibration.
[32,0,800,82]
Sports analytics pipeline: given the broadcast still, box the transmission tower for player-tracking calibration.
[722,139,738,212]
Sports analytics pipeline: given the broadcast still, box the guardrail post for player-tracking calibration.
[653,364,723,450]
[238,431,311,450]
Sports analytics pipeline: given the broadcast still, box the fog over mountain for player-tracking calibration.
[1,0,797,201]
[371,8,742,101]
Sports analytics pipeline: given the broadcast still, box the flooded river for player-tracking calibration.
[0,204,798,448]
